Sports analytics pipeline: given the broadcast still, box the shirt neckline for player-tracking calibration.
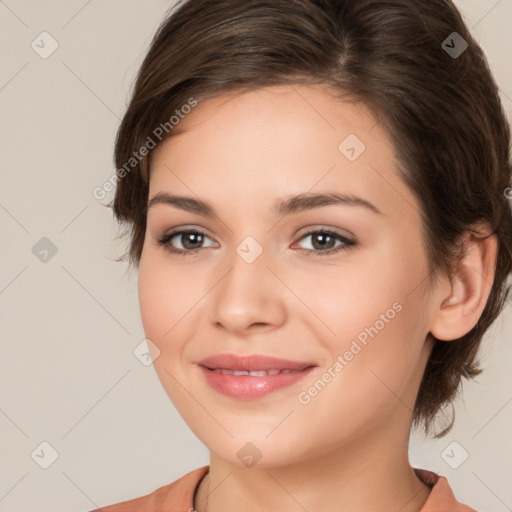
[190,466,440,509]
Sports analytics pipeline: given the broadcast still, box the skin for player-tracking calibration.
[137,84,497,512]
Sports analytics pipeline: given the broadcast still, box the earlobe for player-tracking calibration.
[429,227,498,342]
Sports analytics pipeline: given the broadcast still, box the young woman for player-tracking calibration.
[92,0,512,510]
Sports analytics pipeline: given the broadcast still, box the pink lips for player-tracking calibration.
[197,353,316,400]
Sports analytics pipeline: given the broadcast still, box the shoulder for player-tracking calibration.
[415,468,478,512]
[89,465,210,512]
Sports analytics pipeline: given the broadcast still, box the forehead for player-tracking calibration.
[152,84,383,160]
[148,84,415,221]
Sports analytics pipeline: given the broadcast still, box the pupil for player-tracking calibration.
[314,233,333,250]
[184,233,202,249]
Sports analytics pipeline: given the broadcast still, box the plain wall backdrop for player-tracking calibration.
[0,1,511,511]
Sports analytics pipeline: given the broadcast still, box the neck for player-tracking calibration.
[194,417,431,512]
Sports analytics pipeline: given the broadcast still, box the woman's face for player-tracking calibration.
[138,84,437,467]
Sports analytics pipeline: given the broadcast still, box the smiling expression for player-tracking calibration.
[137,83,436,467]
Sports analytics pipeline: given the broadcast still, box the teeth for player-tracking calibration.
[213,368,300,376]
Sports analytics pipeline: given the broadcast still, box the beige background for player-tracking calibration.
[0,1,511,510]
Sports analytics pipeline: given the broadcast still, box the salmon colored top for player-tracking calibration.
[91,466,478,512]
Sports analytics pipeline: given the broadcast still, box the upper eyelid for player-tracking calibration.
[159,220,354,235]
[161,227,354,246]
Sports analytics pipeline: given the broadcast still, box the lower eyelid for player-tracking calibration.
[159,229,355,255]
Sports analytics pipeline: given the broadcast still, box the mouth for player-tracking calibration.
[197,353,317,400]
[207,368,308,376]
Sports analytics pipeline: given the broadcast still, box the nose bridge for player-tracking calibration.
[221,236,273,302]
[211,235,285,332]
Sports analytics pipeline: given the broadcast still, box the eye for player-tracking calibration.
[157,229,216,255]
[293,229,356,257]
[156,228,356,257]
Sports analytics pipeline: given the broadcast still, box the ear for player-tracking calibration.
[429,224,498,341]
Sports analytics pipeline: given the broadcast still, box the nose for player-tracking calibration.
[209,246,287,336]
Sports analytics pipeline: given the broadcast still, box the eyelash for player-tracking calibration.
[156,228,357,257]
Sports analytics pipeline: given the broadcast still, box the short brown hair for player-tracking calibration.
[109,0,512,438]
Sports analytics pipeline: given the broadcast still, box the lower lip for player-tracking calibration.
[199,366,316,400]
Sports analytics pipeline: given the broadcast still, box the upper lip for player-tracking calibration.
[198,353,316,371]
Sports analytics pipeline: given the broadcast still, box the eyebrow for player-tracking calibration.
[147,191,384,217]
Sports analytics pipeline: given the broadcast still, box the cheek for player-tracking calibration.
[308,251,429,396]
[298,264,401,347]
[138,245,206,317]
[137,255,189,351]
[137,258,197,405]
[138,265,166,340]
[296,301,426,443]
